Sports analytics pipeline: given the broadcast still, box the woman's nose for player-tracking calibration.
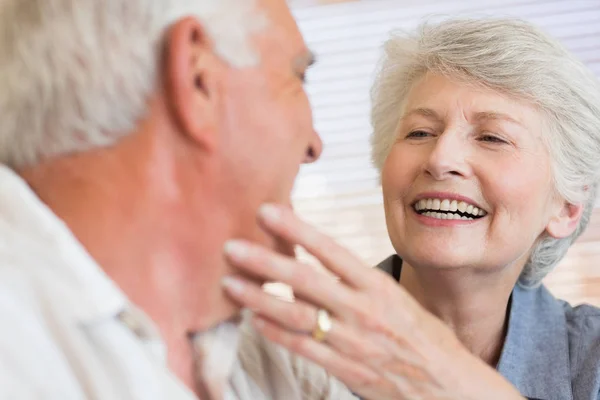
[423,130,472,180]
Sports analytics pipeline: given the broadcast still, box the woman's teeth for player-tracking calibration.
[420,211,473,220]
[414,198,487,220]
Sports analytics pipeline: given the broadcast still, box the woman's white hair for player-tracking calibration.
[0,0,266,168]
[370,18,600,288]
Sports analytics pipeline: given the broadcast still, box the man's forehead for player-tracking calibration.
[258,0,304,40]
[256,0,310,63]
[259,0,295,18]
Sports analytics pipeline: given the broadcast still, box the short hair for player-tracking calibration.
[0,0,266,168]
[370,18,600,287]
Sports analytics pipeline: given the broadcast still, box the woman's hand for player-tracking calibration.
[222,204,523,400]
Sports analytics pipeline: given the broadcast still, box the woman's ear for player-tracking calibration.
[545,201,584,239]
[162,17,219,150]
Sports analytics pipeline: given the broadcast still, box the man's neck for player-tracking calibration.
[19,144,239,340]
[399,261,519,366]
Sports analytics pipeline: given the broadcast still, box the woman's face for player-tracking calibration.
[382,73,570,274]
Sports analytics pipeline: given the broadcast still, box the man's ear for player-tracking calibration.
[545,200,584,239]
[163,17,219,150]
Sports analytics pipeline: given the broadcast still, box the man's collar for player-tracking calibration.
[0,165,128,324]
[497,284,572,400]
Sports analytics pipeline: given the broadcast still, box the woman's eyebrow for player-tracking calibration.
[401,107,444,123]
[473,111,525,127]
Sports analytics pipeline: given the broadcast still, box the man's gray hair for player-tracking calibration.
[370,18,600,288]
[0,0,266,168]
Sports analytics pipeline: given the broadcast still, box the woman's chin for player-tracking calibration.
[400,245,481,270]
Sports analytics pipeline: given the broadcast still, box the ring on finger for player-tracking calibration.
[312,308,333,342]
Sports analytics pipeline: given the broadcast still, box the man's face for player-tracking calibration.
[215,0,322,252]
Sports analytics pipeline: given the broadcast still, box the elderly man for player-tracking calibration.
[0,1,535,400]
[0,0,344,398]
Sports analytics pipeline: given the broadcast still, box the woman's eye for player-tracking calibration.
[406,130,431,139]
[479,134,507,144]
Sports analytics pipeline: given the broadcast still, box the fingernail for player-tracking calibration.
[259,204,282,223]
[224,240,249,260]
[221,276,245,295]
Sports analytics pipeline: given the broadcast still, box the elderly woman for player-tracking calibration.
[222,18,600,400]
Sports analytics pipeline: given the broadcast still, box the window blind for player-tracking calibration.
[286,0,600,305]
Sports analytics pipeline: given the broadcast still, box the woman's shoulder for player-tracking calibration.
[498,284,600,399]
[513,284,600,357]
[513,282,600,320]
[559,300,600,363]
[561,298,600,323]
[558,297,600,400]
[539,288,600,344]
[525,285,600,399]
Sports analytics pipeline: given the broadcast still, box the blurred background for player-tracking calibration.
[285,0,600,306]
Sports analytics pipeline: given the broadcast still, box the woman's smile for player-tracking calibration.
[410,191,488,226]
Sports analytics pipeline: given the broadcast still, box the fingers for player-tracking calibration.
[251,315,382,389]
[223,275,319,334]
[257,204,375,289]
[223,240,358,318]
[222,275,349,344]
[222,276,390,364]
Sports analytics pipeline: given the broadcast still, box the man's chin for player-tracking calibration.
[273,201,296,256]
[257,201,295,258]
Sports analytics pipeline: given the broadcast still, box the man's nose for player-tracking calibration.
[303,129,323,163]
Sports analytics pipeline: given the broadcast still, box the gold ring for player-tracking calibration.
[312,309,333,342]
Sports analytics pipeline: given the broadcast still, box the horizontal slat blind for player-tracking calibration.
[287,0,600,305]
